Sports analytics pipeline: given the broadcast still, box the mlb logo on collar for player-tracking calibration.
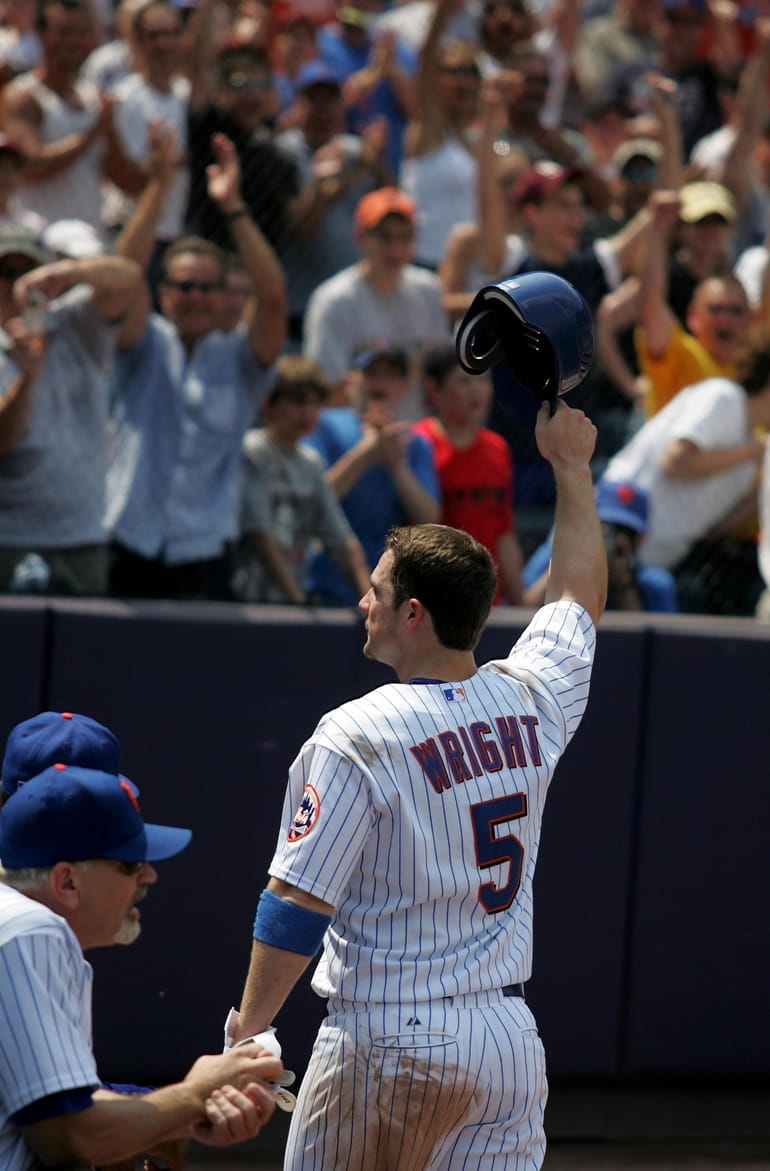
[443,686,466,701]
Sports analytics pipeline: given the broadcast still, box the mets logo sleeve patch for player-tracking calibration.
[287,784,321,842]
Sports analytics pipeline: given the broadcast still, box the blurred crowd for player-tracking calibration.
[1,0,770,617]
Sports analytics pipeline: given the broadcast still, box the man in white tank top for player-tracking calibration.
[0,0,141,231]
[102,0,190,253]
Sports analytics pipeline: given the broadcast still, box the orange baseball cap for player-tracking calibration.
[355,187,416,230]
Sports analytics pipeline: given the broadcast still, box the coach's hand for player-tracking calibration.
[192,1082,276,1145]
[183,1047,283,1104]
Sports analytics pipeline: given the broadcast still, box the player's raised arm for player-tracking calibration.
[535,401,607,626]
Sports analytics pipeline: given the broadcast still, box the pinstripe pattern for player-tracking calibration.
[0,885,99,1171]
[285,996,547,1170]
[271,600,595,1170]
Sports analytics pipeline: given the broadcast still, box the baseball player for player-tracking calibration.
[229,398,607,1170]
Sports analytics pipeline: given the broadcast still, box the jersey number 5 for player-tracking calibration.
[470,793,527,913]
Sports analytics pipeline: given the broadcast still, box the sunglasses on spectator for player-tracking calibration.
[622,165,658,182]
[440,63,480,78]
[703,303,746,318]
[163,279,223,294]
[223,73,272,91]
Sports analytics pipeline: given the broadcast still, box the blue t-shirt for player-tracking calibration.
[316,24,417,175]
[303,407,439,604]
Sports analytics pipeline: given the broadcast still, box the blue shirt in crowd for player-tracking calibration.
[106,317,274,564]
[303,406,439,605]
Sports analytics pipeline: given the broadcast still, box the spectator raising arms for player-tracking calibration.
[277,62,390,347]
[102,0,191,288]
[632,187,750,416]
[106,132,286,601]
[186,0,299,256]
[315,0,417,176]
[1,0,142,231]
[399,0,482,270]
[0,224,142,595]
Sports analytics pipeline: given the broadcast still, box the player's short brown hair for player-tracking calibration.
[386,524,496,651]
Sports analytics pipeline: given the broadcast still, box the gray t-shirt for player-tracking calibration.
[303,262,450,420]
[237,428,356,603]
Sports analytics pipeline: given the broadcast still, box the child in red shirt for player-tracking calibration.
[413,342,527,605]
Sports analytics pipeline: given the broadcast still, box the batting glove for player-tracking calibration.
[223,1008,297,1112]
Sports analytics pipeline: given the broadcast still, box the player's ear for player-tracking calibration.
[48,860,83,909]
[405,597,425,627]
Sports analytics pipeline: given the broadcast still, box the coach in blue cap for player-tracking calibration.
[1,709,139,805]
[0,765,282,1167]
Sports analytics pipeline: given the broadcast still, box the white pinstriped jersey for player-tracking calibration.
[269,601,596,1007]
[0,884,99,1171]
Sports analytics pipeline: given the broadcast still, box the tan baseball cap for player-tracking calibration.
[678,181,736,224]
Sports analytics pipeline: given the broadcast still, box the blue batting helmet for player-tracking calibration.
[455,272,594,407]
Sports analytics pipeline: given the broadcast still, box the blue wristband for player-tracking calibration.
[253,888,331,956]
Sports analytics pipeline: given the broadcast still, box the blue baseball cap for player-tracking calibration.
[1,711,138,798]
[0,765,192,868]
[595,479,648,531]
[353,339,409,375]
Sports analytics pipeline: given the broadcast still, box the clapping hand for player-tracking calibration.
[145,119,178,189]
[206,133,243,213]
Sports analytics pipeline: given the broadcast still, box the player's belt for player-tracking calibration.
[323,984,527,1015]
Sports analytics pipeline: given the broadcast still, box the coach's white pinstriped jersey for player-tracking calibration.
[269,601,595,1008]
[0,884,99,1171]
